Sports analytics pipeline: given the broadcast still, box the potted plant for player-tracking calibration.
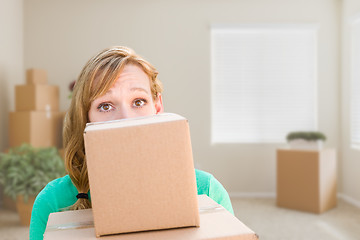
[286,131,326,150]
[0,144,66,226]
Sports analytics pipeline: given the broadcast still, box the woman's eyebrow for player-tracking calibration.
[130,87,149,94]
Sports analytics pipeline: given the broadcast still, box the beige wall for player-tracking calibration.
[0,0,23,152]
[341,0,360,204]
[23,0,340,194]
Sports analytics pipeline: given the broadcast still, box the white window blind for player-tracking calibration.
[211,25,318,143]
[351,19,360,149]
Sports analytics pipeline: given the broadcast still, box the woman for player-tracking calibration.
[29,46,233,239]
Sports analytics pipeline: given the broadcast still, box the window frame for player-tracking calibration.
[350,17,360,151]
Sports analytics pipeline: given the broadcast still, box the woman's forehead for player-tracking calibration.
[118,64,149,78]
[103,84,150,97]
[111,65,151,89]
[92,63,151,96]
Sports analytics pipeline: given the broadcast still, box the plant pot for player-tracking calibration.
[288,139,323,150]
[16,195,36,226]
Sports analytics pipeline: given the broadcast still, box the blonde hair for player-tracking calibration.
[63,46,163,210]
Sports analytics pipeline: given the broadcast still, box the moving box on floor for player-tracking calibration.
[277,149,337,213]
[44,195,259,240]
[83,113,200,236]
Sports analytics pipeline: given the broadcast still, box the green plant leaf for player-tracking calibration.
[286,131,327,142]
[0,144,66,198]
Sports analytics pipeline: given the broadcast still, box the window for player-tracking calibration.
[211,25,318,143]
[351,18,360,149]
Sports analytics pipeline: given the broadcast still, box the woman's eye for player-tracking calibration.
[133,99,147,108]
[97,103,113,112]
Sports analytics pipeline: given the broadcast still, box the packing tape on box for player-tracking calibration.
[198,203,224,214]
[46,105,52,119]
[46,221,94,232]
[46,204,225,232]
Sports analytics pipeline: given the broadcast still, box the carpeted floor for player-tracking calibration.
[0,208,29,240]
[0,197,359,240]
[232,197,360,240]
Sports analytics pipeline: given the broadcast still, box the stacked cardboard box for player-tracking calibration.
[44,195,259,240]
[9,69,64,148]
[84,114,200,236]
[73,114,258,239]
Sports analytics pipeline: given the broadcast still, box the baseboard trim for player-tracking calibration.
[229,192,276,199]
[338,193,360,208]
[229,192,360,208]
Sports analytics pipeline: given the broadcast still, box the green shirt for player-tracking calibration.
[29,169,233,240]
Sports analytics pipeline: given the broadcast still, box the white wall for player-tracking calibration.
[23,0,340,195]
[0,0,23,205]
[0,0,23,151]
[341,0,360,205]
